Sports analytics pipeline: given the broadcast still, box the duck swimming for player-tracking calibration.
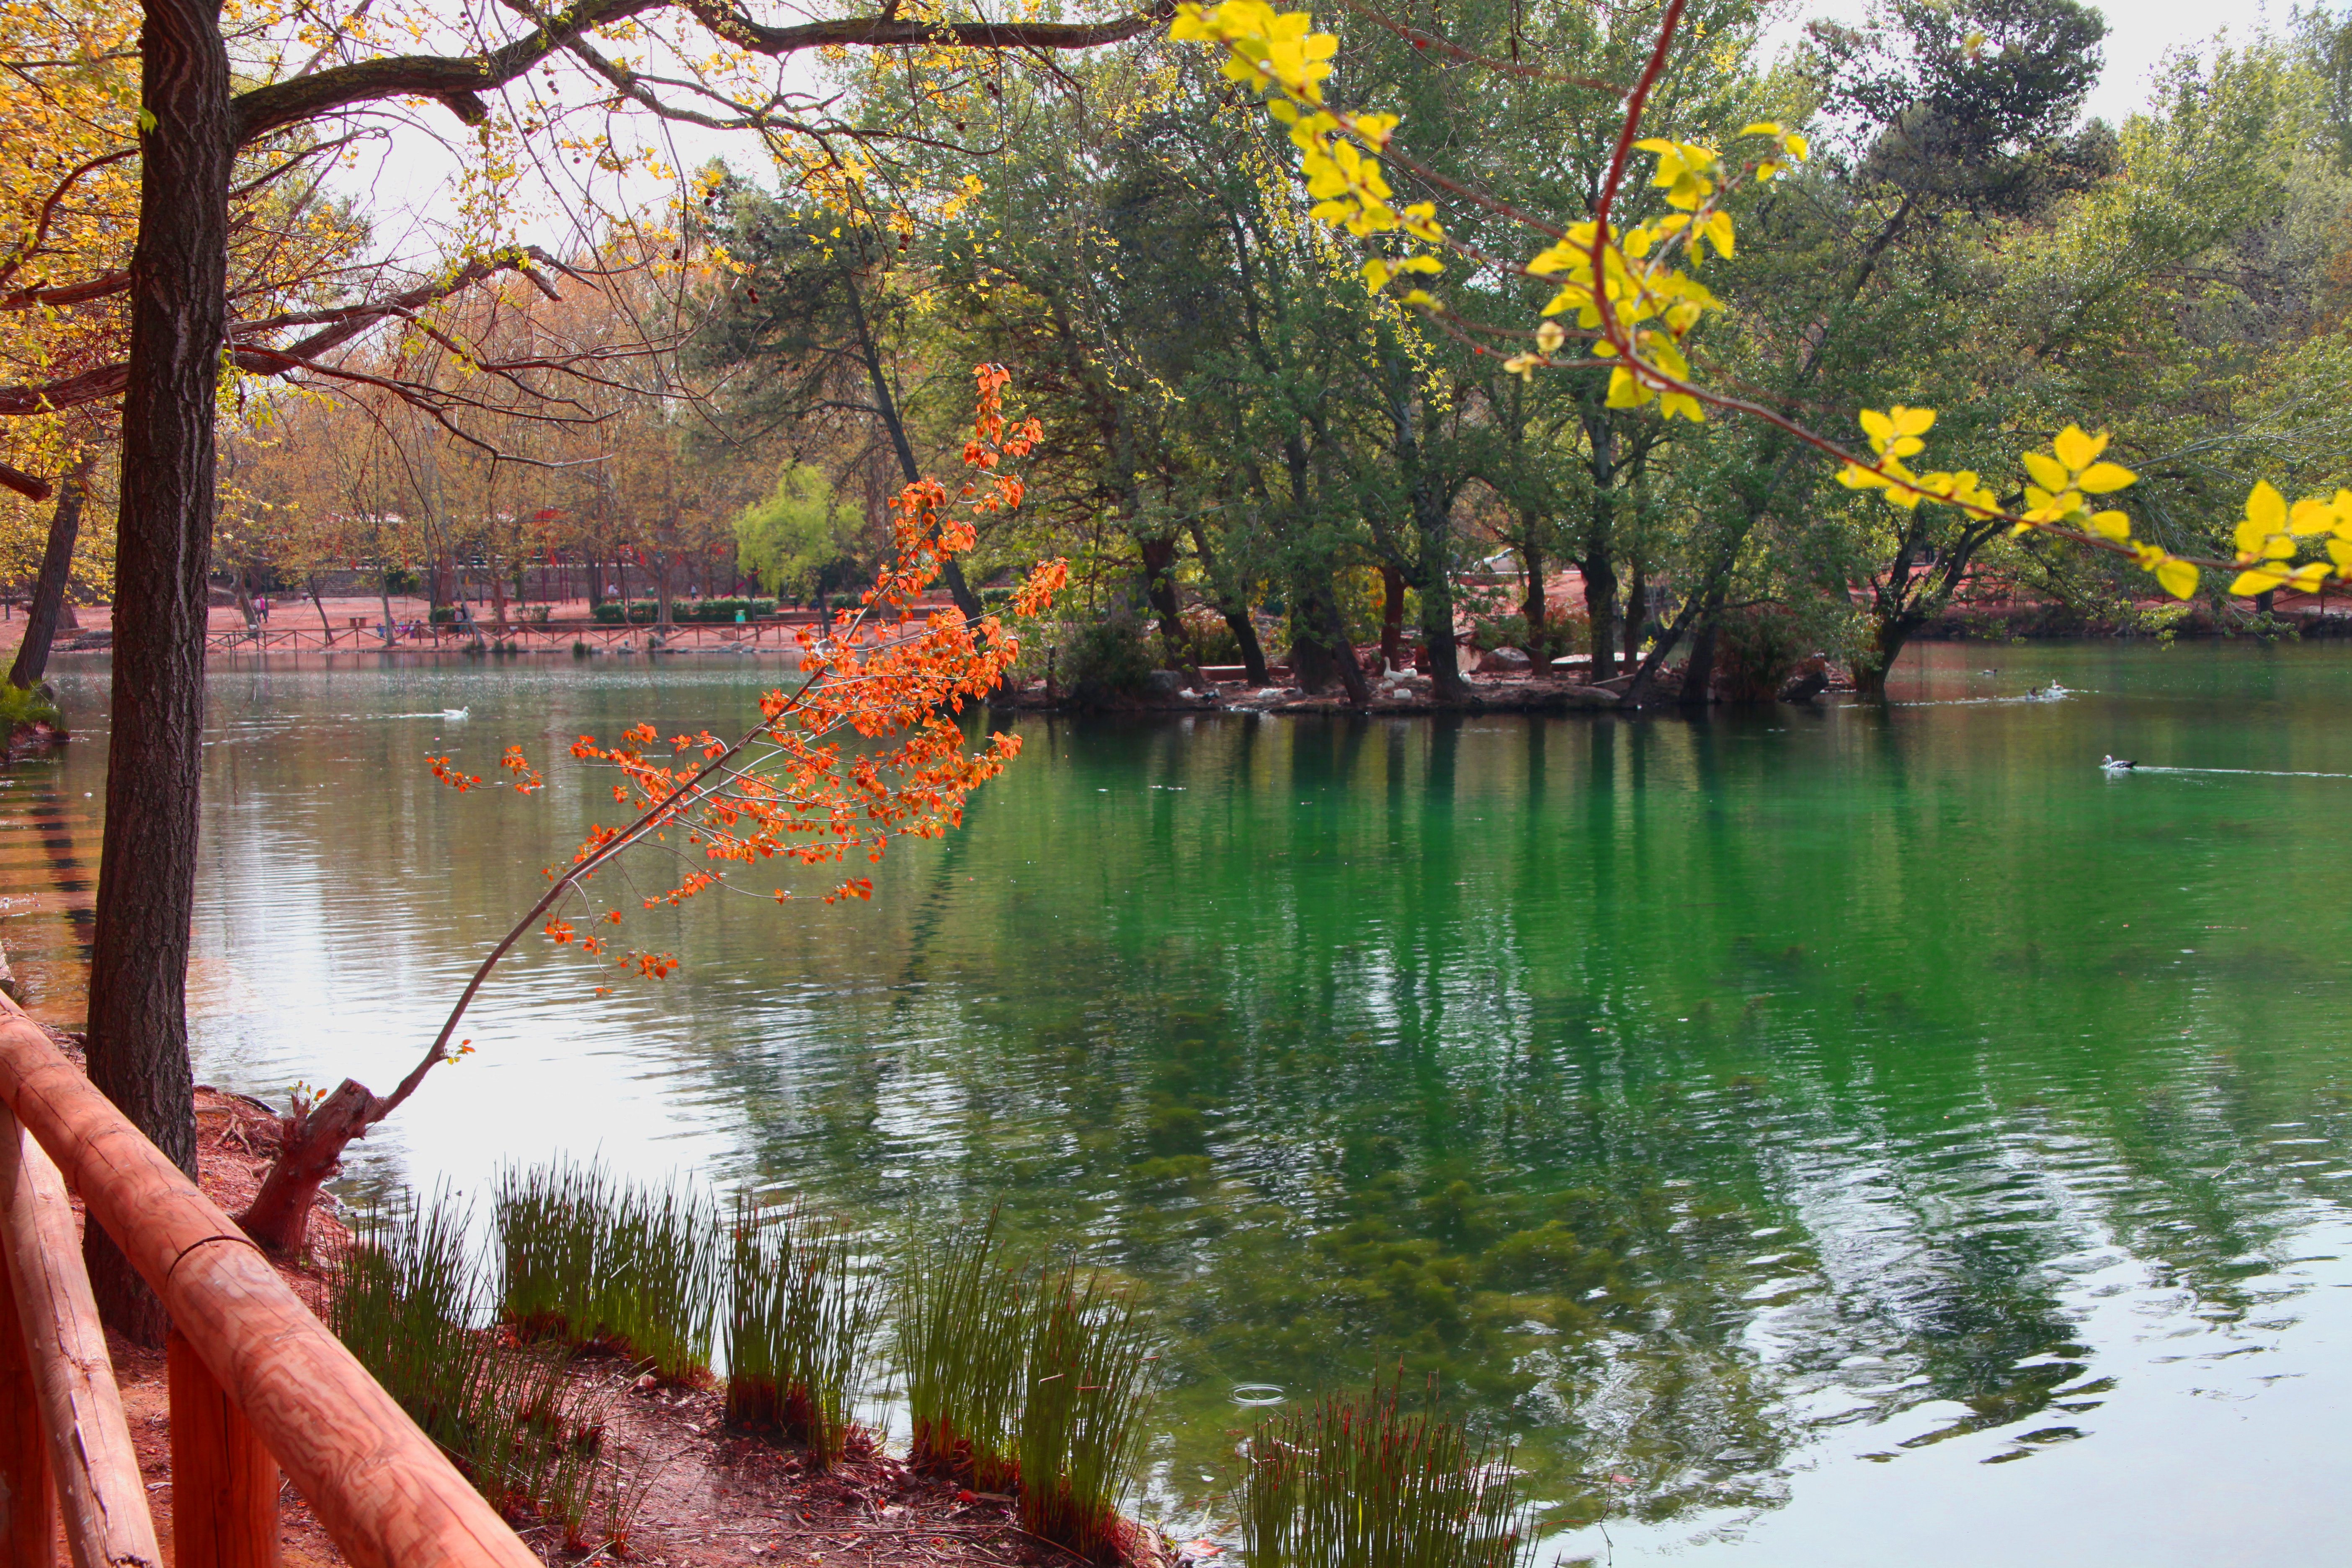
[2101,754,2137,772]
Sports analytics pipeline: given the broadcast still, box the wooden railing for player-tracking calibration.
[0,999,537,1568]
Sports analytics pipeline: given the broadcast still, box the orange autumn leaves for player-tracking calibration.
[433,366,1064,992]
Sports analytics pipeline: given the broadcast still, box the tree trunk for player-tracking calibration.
[1582,553,1618,682]
[1184,518,1267,683]
[238,1080,377,1257]
[844,265,984,622]
[8,455,96,690]
[1519,538,1546,655]
[1622,559,1645,666]
[1137,536,1189,657]
[1679,614,1720,706]
[1380,563,1406,673]
[85,0,232,1346]
[306,574,333,645]
[378,573,394,645]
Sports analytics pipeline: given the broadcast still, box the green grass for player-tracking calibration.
[1014,1260,1158,1563]
[895,1212,1035,1488]
[1239,1372,1530,1568]
[725,1198,884,1465]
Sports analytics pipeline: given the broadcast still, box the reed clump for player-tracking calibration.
[1239,1373,1529,1568]
[725,1197,884,1467]
[331,1190,650,1551]
[493,1158,721,1382]
[1015,1261,1158,1564]
[895,1215,1036,1489]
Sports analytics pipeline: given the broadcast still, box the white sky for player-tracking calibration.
[1774,0,2289,124]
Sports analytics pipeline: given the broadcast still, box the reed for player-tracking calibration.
[1239,1373,1529,1568]
[330,1187,492,1451]
[1014,1261,1159,1563]
[333,1187,645,1551]
[601,1176,722,1380]
[725,1197,884,1466]
[493,1156,611,1343]
[494,1158,721,1381]
[895,1213,1034,1487]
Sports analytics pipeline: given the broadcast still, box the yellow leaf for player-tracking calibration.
[2231,569,2288,596]
[2088,510,2132,542]
[1740,121,1784,137]
[2154,557,2200,600]
[1890,405,1935,437]
[2052,425,2108,472]
[2289,497,2334,536]
[2291,562,2332,590]
[2021,451,2068,492]
[2075,462,2135,494]
[2244,481,2286,534]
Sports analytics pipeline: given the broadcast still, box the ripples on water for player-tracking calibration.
[7,643,2352,1565]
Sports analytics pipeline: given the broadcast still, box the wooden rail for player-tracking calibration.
[0,1000,537,1568]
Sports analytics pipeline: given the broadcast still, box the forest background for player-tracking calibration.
[13,0,2352,714]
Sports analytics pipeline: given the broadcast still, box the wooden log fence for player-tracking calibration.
[0,999,537,1568]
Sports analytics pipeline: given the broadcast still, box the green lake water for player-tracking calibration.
[4,642,2349,1564]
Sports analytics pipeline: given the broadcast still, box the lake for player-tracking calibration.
[5,641,2349,1566]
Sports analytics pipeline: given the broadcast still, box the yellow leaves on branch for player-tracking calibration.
[2227,482,2352,598]
[1171,5,1806,412]
[1839,410,2350,602]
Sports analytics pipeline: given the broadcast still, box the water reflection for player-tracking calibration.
[5,644,2351,1563]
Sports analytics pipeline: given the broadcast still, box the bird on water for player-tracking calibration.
[2101,754,2137,772]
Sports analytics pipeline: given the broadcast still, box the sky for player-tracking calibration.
[1768,0,2282,124]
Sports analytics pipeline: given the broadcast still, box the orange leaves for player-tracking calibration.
[432,368,1062,1005]
[500,745,544,794]
[428,756,483,792]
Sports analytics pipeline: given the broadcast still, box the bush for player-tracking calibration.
[1060,616,1157,702]
[0,682,62,734]
[1712,605,1810,702]
[1178,603,1245,665]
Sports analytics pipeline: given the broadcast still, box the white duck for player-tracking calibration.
[2100,754,2137,773]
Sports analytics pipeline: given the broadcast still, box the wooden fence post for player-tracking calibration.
[0,1105,159,1568]
[167,1331,279,1568]
[0,1252,57,1568]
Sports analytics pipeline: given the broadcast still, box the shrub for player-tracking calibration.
[1060,615,1157,702]
[1178,603,1244,666]
[1712,606,1809,702]
[591,598,777,624]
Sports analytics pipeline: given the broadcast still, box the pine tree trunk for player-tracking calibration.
[8,455,96,690]
[85,0,232,1346]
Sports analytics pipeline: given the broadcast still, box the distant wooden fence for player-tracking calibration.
[0,1001,535,1568]
[205,611,836,655]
